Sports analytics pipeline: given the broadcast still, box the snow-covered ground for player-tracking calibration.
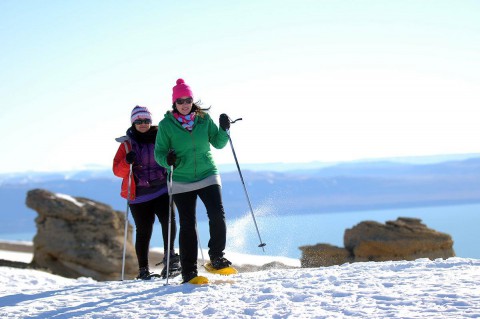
[0,250,33,264]
[1,248,479,319]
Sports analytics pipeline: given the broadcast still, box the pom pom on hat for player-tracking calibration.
[172,78,194,103]
[131,105,152,124]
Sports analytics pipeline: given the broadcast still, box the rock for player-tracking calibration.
[258,261,296,271]
[299,243,352,267]
[344,217,455,262]
[26,189,137,281]
[229,261,295,273]
[0,259,35,269]
[300,217,455,267]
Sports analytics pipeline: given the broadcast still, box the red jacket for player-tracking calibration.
[113,138,136,200]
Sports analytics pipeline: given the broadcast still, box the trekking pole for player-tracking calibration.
[226,118,266,252]
[165,165,174,286]
[121,163,133,281]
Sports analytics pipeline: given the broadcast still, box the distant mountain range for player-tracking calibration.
[2,154,480,236]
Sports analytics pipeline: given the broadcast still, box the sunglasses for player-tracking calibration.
[133,119,152,125]
[175,97,193,105]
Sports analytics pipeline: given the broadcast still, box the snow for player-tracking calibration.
[0,250,32,263]
[1,251,479,318]
[150,248,301,268]
[53,193,85,207]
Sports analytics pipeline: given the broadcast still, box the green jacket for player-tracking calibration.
[155,111,229,182]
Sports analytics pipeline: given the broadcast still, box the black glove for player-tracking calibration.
[167,149,177,166]
[125,151,136,164]
[219,113,230,131]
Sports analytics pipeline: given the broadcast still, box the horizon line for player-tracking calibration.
[1,152,480,176]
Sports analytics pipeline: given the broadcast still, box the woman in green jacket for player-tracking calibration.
[155,78,232,283]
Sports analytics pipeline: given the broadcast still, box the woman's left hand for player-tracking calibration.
[219,113,230,131]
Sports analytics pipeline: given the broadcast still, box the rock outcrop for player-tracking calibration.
[300,217,455,267]
[344,217,454,262]
[299,243,353,267]
[26,189,137,281]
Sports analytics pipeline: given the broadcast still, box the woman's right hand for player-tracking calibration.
[167,149,177,166]
[126,151,136,164]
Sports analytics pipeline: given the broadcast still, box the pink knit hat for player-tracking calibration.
[172,78,193,103]
[130,105,152,124]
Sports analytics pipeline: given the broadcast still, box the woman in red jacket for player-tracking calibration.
[113,105,180,280]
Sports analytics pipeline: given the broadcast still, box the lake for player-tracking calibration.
[210,202,480,260]
[2,203,478,260]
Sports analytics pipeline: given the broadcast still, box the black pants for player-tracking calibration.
[173,184,227,275]
[129,193,176,269]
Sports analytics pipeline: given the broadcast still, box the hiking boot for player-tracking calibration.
[181,271,198,284]
[136,267,153,280]
[160,253,182,279]
[210,256,232,270]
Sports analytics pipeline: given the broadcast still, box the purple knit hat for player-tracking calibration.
[130,105,152,124]
[172,78,193,103]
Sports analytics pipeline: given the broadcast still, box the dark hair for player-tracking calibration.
[172,100,211,118]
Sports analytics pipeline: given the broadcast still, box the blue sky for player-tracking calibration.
[1,0,479,173]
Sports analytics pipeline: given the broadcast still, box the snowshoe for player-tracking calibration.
[204,263,238,275]
[204,256,238,275]
[136,267,162,280]
[186,276,209,285]
[161,268,182,279]
[181,271,209,285]
[159,253,182,279]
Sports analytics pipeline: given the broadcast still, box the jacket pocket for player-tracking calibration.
[204,152,215,166]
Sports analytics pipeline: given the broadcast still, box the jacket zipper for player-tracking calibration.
[190,131,197,178]
[146,144,151,184]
